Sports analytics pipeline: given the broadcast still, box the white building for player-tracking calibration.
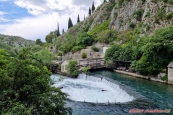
[61,60,69,73]
[167,62,173,83]
[103,47,109,53]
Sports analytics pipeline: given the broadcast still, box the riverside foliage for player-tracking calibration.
[0,48,71,115]
[105,25,173,75]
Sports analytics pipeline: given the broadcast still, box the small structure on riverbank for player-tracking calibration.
[51,61,63,73]
[115,60,131,71]
[61,60,69,73]
[78,58,105,69]
[167,62,173,83]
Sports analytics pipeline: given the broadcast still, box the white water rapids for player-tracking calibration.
[51,73,135,104]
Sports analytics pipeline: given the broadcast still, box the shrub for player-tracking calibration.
[146,25,150,31]
[71,46,84,53]
[161,75,168,81]
[168,0,173,4]
[97,29,117,43]
[77,32,94,46]
[129,22,136,29]
[58,52,63,56]
[154,6,165,22]
[81,52,87,59]
[91,46,100,52]
[166,12,173,19]
[67,60,79,77]
[142,0,146,4]
[118,0,124,7]
[88,20,110,36]
[82,66,91,74]
[145,11,150,17]
[133,9,144,21]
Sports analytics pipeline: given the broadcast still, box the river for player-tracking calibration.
[52,70,173,115]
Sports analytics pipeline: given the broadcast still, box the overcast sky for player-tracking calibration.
[0,0,103,41]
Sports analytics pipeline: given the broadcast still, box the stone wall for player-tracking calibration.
[168,68,173,83]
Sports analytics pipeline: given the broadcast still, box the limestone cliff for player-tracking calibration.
[109,0,173,34]
[53,0,173,56]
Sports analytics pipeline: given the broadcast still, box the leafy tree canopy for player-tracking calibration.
[35,38,42,45]
[66,60,79,77]
[45,32,54,43]
[77,32,94,47]
[0,48,71,114]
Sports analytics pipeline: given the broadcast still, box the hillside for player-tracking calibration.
[109,0,173,34]
[53,0,173,54]
[49,0,173,76]
[0,34,35,55]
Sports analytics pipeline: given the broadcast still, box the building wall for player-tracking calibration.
[168,68,173,82]
[61,61,68,73]
[103,47,109,53]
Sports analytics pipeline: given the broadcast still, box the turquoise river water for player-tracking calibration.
[52,70,173,115]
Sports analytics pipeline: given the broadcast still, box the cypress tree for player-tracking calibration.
[77,14,80,23]
[92,2,95,13]
[62,28,65,34]
[84,15,85,20]
[89,7,91,16]
[68,17,73,29]
[57,22,60,37]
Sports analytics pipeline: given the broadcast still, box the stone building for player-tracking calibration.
[167,62,173,83]
[61,60,69,73]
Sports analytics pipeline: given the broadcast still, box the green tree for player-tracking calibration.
[57,22,60,37]
[104,44,121,66]
[81,52,87,59]
[34,49,54,68]
[91,46,99,52]
[45,32,54,43]
[68,17,73,29]
[82,66,91,74]
[0,48,71,114]
[77,32,94,47]
[97,29,117,43]
[62,28,65,34]
[131,25,173,75]
[77,14,80,23]
[66,60,79,77]
[35,38,42,45]
[89,7,91,16]
[92,2,95,13]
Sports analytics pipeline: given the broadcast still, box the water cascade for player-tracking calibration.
[52,73,135,104]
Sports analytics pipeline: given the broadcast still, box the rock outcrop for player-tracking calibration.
[109,0,173,34]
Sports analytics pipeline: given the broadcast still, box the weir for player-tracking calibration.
[52,73,139,104]
[78,73,135,102]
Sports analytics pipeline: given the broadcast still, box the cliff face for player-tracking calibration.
[109,0,173,34]
[54,0,173,55]
[58,0,173,39]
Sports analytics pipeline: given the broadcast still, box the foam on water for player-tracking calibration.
[52,73,135,104]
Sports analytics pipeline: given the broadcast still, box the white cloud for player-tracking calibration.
[14,0,73,16]
[0,17,11,22]
[0,11,6,15]
[0,0,103,41]
[1,13,66,41]
[0,11,11,22]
